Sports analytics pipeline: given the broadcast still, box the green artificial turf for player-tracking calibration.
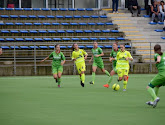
[0,74,165,125]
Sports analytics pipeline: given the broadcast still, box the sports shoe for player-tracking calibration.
[103,84,109,88]
[158,21,161,23]
[153,97,160,108]
[113,11,115,13]
[58,85,61,88]
[123,89,126,91]
[150,21,154,23]
[146,101,153,106]
[80,81,85,87]
[89,81,94,84]
[116,11,118,13]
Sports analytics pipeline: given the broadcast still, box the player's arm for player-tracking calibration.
[89,55,93,63]
[95,48,104,57]
[61,53,66,65]
[156,56,161,63]
[126,52,133,61]
[82,49,88,60]
[71,51,76,61]
[41,52,53,62]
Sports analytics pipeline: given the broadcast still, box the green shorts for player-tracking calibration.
[93,61,104,69]
[52,65,63,74]
[150,72,165,87]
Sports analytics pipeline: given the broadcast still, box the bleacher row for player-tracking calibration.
[0,37,125,42]
[0,45,131,50]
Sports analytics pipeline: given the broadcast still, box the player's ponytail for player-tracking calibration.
[154,44,163,56]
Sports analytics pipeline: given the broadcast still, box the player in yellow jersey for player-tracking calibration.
[72,43,88,87]
[116,44,133,91]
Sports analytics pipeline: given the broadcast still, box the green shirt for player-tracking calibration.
[92,47,103,63]
[110,49,120,67]
[154,52,165,72]
[49,51,65,67]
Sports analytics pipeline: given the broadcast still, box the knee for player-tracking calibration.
[58,75,61,78]
[119,77,122,81]
[102,69,105,72]
[54,76,57,79]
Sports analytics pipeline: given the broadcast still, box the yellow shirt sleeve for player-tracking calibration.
[116,52,120,60]
[127,51,133,58]
[71,51,75,60]
[82,49,87,55]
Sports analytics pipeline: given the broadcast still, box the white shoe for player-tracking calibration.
[116,11,118,13]
[113,11,115,13]
[123,89,126,91]
[153,97,160,108]
[146,101,153,106]
[158,21,161,23]
[150,21,154,23]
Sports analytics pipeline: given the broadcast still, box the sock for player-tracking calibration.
[57,78,61,85]
[81,73,85,83]
[92,72,95,83]
[147,87,157,101]
[105,70,110,77]
[108,76,113,85]
[123,80,127,89]
[154,87,159,96]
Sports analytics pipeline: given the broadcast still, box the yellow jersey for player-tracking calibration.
[72,49,87,64]
[116,50,133,69]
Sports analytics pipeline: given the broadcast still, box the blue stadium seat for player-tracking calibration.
[29,46,39,49]
[29,30,38,33]
[44,38,52,41]
[5,8,14,10]
[43,23,51,25]
[39,30,47,33]
[1,15,9,18]
[53,38,62,41]
[161,37,165,39]
[0,38,5,41]
[86,45,93,49]
[20,46,29,49]
[48,30,56,33]
[88,23,95,25]
[10,15,18,18]
[67,46,72,49]
[97,23,104,25]
[51,8,59,11]
[47,15,55,18]
[15,8,23,10]
[5,23,14,25]
[57,30,65,33]
[141,8,145,10]
[149,22,157,25]
[59,8,68,11]
[25,38,33,41]
[52,23,60,25]
[1,30,9,33]
[33,8,41,11]
[49,46,54,49]
[24,8,32,11]
[143,15,150,18]
[79,23,87,25]
[42,8,50,11]
[91,15,99,18]
[34,38,43,41]
[80,38,89,40]
[68,8,76,11]
[0,23,4,25]
[24,23,33,26]
[73,15,81,18]
[99,38,107,40]
[15,38,24,41]
[20,30,28,33]
[100,15,107,18]
[77,8,85,11]
[90,38,98,40]
[64,15,72,18]
[34,23,42,25]
[56,15,63,18]
[60,46,67,49]
[70,23,78,26]
[28,15,37,18]
[102,30,110,33]
[125,45,131,48]
[66,30,74,33]
[11,30,19,33]
[106,23,113,25]
[82,15,90,18]
[38,15,46,18]
[117,37,125,40]
[61,23,69,25]
[108,38,116,40]
[93,30,101,33]
[111,30,119,33]
[0,8,5,10]
[75,30,83,33]
[86,8,93,11]
[84,30,92,33]
[72,38,80,41]
[19,15,28,18]
[39,46,48,49]
[98,45,103,48]
[15,23,23,25]
[155,29,163,32]
[158,22,164,25]
[79,45,85,49]
[1,46,9,49]
[10,46,19,49]
[62,38,71,41]
[104,45,112,48]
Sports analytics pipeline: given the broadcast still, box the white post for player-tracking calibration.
[72,0,75,8]
[98,0,101,9]
[121,0,125,9]
[46,0,48,8]
[19,0,21,8]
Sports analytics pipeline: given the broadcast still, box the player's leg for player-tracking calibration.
[52,67,58,83]
[77,63,86,87]
[123,69,129,91]
[90,62,97,84]
[117,69,123,81]
[103,70,115,88]
[57,66,63,87]
[101,65,110,77]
